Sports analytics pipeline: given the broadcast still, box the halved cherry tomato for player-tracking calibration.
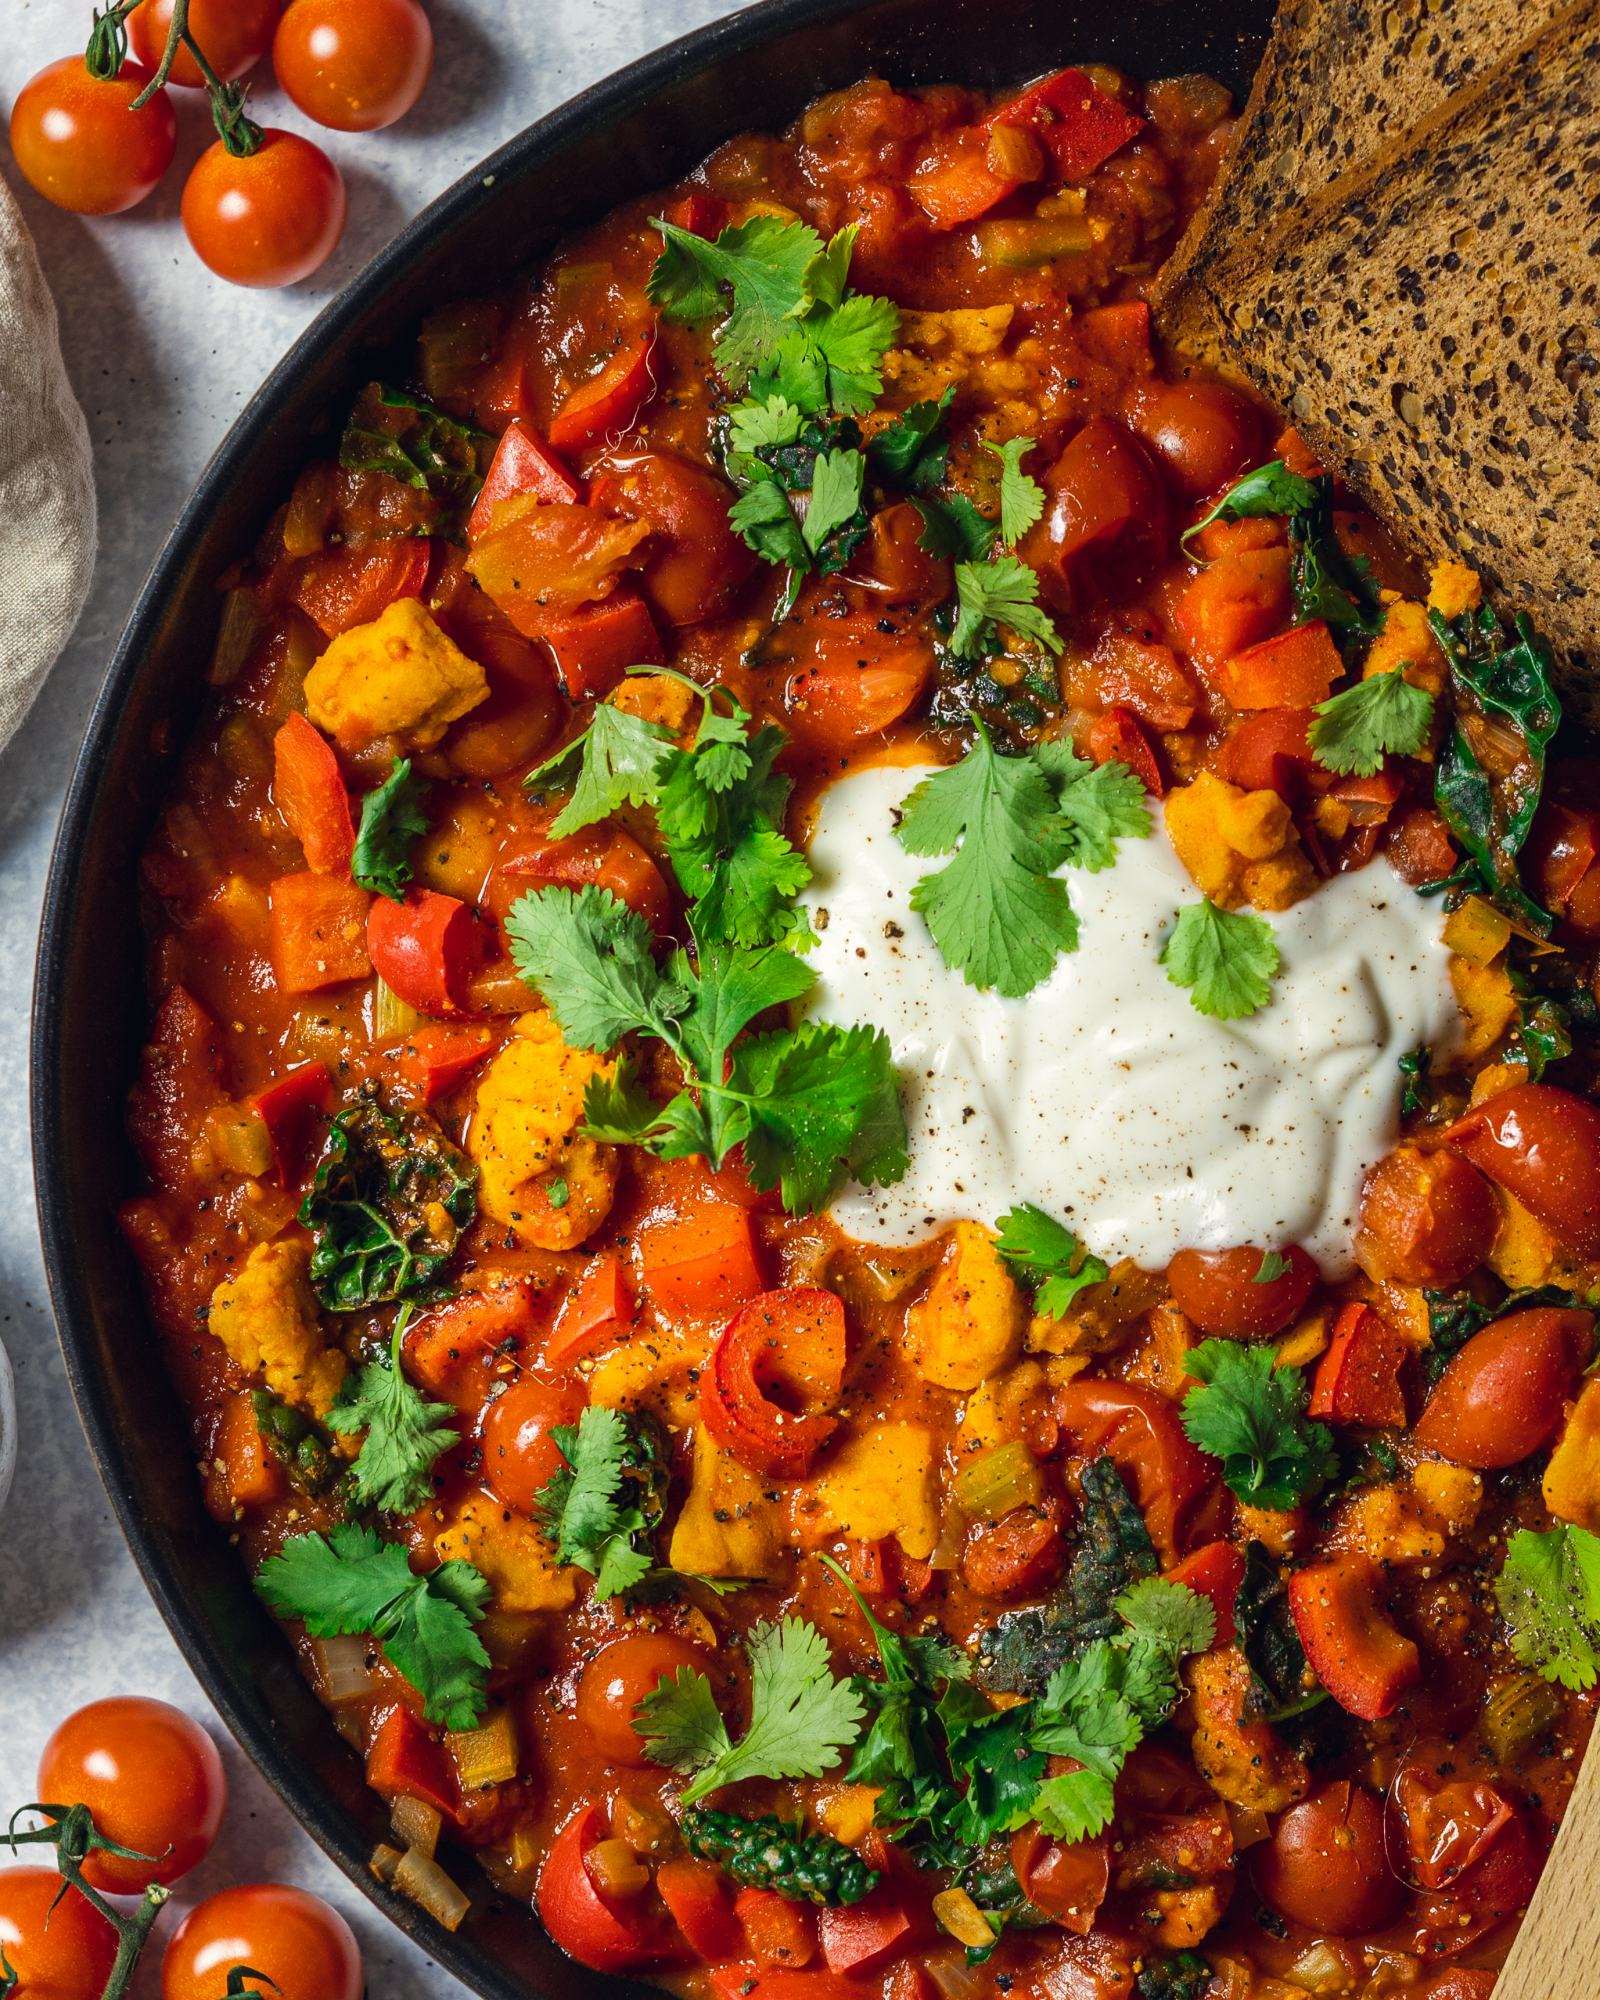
[1410,1806,1540,1959]
[550,331,659,452]
[1213,620,1342,710]
[701,1287,846,1477]
[366,887,480,1015]
[290,538,431,637]
[1029,416,1170,588]
[1386,805,1458,887]
[1010,1827,1110,1934]
[1413,1306,1593,1468]
[273,713,355,871]
[1309,1302,1407,1428]
[272,0,434,133]
[502,824,672,933]
[183,129,347,289]
[545,1252,636,1367]
[0,1868,119,1998]
[161,1883,363,2000]
[845,502,949,608]
[1441,1082,1600,1257]
[577,1634,713,1768]
[1086,706,1163,795]
[636,1197,767,1320]
[1056,1379,1213,1562]
[1288,1556,1420,1720]
[10,57,176,216]
[365,1703,458,1818]
[782,614,934,748]
[1528,795,1600,937]
[1387,1743,1515,1892]
[1134,380,1262,499]
[468,422,581,544]
[1166,1540,1246,1647]
[1355,1146,1499,1288]
[37,1698,225,1893]
[1214,707,1319,799]
[466,502,651,639]
[539,1806,673,1973]
[130,0,279,86]
[1253,1780,1402,1934]
[596,454,757,625]
[251,1060,332,1184]
[1167,1244,1317,1336]
[481,1374,588,1516]
[657,1858,743,1961]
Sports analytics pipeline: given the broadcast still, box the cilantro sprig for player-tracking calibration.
[1308,670,1434,777]
[533,1404,667,1600]
[895,725,1150,996]
[504,884,905,1213]
[951,554,1062,660]
[984,437,1044,549]
[995,1203,1108,1317]
[329,1306,457,1513]
[1161,901,1280,1019]
[1180,1339,1337,1510]
[1496,1524,1600,1691]
[638,1616,866,1805]
[352,757,429,903]
[256,1523,490,1729]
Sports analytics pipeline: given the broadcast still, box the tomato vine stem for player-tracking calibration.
[6,1802,168,2000]
[118,0,265,155]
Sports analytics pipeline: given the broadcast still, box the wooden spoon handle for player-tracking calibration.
[1495,1722,1600,1994]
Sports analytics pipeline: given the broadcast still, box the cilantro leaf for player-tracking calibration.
[951,555,1063,659]
[648,215,822,388]
[731,1020,908,1213]
[638,1617,866,1804]
[329,1309,457,1513]
[504,884,689,1052]
[729,476,808,569]
[788,292,900,416]
[896,724,1079,997]
[256,1522,490,1729]
[728,393,806,458]
[985,437,1044,548]
[1308,670,1434,777]
[1180,460,1315,557]
[1037,741,1152,870]
[1161,900,1280,1019]
[868,386,956,491]
[995,1203,1108,1317]
[1031,1767,1118,1844]
[1181,1339,1338,1510]
[1496,1524,1600,1691]
[1114,1577,1216,1661]
[528,705,677,839]
[352,758,429,903]
[915,494,995,562]
[656,719,811,947]
[803,449,867,557]
[533,1404,665,1601]
[1254,1250,1291,1284]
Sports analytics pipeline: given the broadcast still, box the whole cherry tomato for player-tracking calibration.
[1167,1243,1317,1335]
[37,1697,225,1893]
[9,57,176,215]
[1355,1145,1499,1288]
[1441,1082,1600,1258]
[1027,415,1170,588]
[129,0,281,86]
[1133,379,1262,498]
[1413,1306,1594,1468]
[273,0,434,132]
[182,130,346,288]
[1253,1780,1403,1934]
[0,1869,119,1999]
[480,1374,587,1516]
[161,1884,362,2000]
[575,1633,714,1767]
[594,453,756,626]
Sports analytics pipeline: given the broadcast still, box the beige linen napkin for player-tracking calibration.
[0,177,95,751]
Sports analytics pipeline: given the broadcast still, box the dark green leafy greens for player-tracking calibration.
[1234,1541,1324,1724]
[250,1388,337,1494]
[680,1808,878,1907]
[1137,1953,1215,2000]
[339,383,488,516]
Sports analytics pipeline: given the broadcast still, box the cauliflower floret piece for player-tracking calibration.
[208,1238,344,1416]
[1165,771,1314,912]
[303,597,488,752]
[435,1490,576,1612]
[1187,1648,1309,1814]
[668,1426,783,1580]
[800,1422,940,1559]
[1428,560,1482,622]
[468,1011,617,1250]
[1364,598,1447,698]
[607,674,697,735]
[905,1222,1026,1391]
[882,306,1019,400]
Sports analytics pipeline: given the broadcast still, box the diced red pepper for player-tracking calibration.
[1289,1555,1420,1720]
[540,586,665,699]
[1214,620,1343,710]
[468,421,582,544]
[367,887,481,1016]
[549,329,659,452]
[1076,300,1153,374]
[735,1888,816,1971]
[1310,1302,1408,1427]
[636,1199,767,1320]
[290,537,432,638]
[992,67,1144,182]
[1166,1540,1246,1648]
[662,190,729,239]
[1215,707,1320,800]
[250,1061,332,1185]
[405,1280,541,1400]
[207,1395,285,1513]
[366,1705,459,1818]
[268,872,373,994]
[394,1022,495,1103]
[544,1251,635,1367]
[272,713,355,872]
[502,823,672,933]
[658,1858,743,1962]
[701,1287,846,1479]
[818,1885,917,1975]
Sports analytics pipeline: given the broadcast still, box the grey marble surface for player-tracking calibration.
[0,2,743,1988]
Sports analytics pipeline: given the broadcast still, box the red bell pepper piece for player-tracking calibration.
[1166,1540,1246,1648]
[267,872,373,994]
[637,1199,766,1321]
[365,1705,459,1818]
[249,1060,332,1185]
[1214,619,1342,710]
[661,189,728,239]
[538,1804,672,1973]
[1288,1555,1420,1719]
[1175,547,1294,672]
[1310,1302,1407,1428]
[657,1858,743,1962]
[468,421,581,544]
[818,1885,917,1975]
[992,67,1144,181]
[404,1280,541,1400]
[1008,1827,1110,1934]
[735,1888,817,1971]
[1214,707,1321,800]
[548,328,658,452]
[544,1251,635,1367]
[540,586,665,699]
[367,887,480,1016]
[710,1972,865,2000]
[1093,635,1196,731]
[701,1287,846,1478]
[272,713,355,872]
[290,536,432,638]
[394,1021,495,1102]
[502,822,672,932]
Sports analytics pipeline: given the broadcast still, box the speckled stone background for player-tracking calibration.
[0,2,743,1986]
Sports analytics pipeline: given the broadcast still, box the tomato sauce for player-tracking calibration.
[120,61,1600,2000]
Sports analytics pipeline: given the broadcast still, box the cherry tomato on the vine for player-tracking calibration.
[161,1884,363,2000]
[273,0,434,132]
[128,0,282,88]
[182,130,346,288]
[8,57,176,215]
[37,1696,226,1894]
[0,1868,120,1999]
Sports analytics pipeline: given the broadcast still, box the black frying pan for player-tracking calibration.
[30,0,1275,1989]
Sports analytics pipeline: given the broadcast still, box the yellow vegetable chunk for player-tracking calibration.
[1427,560,1482,622]
[208,1238,344,1417]
[668,1426,783,1579]
[1449,956,1519,1063]
[435,1491,576,1613]
[303,597,488,753]
[608,673,697,735]
[905,1222,1025,1391]
[1543,1377,1600,1532]
[468,1011,617,1250]
[804,1422,940,1559]
[1165,771,1310,912]
[1187,1649,1309,1814]
[1363,598,1447,697]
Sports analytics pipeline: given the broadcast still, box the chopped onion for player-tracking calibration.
[311,1634,385,1707]
[954,1438,1044,1520]
[927,1945,988,1999]
[204,1105,273,1178]
[393,1845,471,1931]
[391,1794,442,1861]
[369,1842,404,1886]
[209,588,261,687]
[931,1887,996,1951]
[373,976,423,1041]
[1286,1942,1349,1993]
[446,1707,519,1789]
[586,1837,650,1899]
[610,1791,674,1855]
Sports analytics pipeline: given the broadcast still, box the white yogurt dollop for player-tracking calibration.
[804,763,1459,1276]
